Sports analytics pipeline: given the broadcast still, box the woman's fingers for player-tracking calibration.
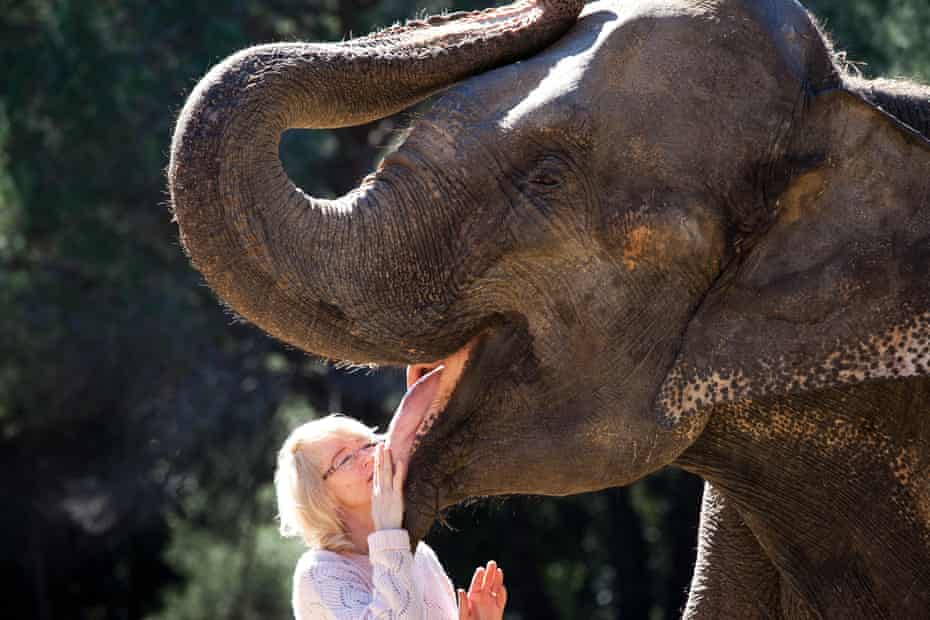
[393,453,408,489]
[380,444,393,492]
[487,564,502,595]
[482,561,497,591]
[497,584,508,610]
[373,444,382,494]
[370,444,406,530]
[469,566,485,595]
[457,589,471,620]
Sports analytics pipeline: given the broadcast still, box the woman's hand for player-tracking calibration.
[457,561,507,620]
[371,444,406,531]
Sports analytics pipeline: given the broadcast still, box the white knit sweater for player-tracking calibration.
[292,529,459,620]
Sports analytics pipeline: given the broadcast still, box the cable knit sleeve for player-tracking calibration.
[415,542,457,610]
[293,530,425,620]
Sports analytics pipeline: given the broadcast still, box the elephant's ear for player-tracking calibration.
[658,88,930,425]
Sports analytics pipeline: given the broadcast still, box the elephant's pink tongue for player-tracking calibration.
[386,365,444,467]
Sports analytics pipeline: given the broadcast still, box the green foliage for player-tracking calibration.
[0,101,22,260]
[148,487,303,620]
[807,0,930,81]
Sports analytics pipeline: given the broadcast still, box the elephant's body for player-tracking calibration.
[670,68,930,617]
[682,378,930,618]
[169,0,930,617]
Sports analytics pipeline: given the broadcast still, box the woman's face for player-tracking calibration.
[315,434,378,512]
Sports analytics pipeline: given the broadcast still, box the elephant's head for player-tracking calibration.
[169,0,930,540]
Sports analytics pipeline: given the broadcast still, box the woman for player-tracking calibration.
[275,413,507,619]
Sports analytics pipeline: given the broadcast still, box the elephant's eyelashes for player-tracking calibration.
[526,154,572,190]
[529,172,562,187]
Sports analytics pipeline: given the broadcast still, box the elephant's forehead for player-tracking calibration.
[498,0,736,131]
[496,4,618,130]
[497,46,592,130]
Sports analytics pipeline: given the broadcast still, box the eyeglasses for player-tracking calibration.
[322,441,379,480]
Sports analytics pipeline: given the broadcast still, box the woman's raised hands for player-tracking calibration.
[457,561,507,620]
[371,443,406,531]
[372,444,507,618]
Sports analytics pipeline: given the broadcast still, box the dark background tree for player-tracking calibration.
[1,0,926,618]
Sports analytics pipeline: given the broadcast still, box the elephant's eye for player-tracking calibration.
[526,154,570,190]
[529,170,562,188]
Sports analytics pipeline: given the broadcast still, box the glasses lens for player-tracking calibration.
[325,440,378,479]
[342,442,370,468]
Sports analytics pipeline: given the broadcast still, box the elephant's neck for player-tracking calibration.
[678,377,930,617]
[848,76,930,140]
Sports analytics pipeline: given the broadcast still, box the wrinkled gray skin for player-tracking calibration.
[169,0,930,617]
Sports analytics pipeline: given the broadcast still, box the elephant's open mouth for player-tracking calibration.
[385,338,478,467]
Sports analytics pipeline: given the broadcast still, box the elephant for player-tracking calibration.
[168,0,930,617]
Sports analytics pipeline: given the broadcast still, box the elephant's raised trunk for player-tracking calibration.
[168,0,584,363]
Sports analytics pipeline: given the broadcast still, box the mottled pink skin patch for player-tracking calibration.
[660,311,930,422]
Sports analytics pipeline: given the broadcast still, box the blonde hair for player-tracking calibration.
[274,413,379,552]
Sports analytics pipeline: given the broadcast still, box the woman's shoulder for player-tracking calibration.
[296,547,350,569]
[294,548,372,592]
[292,550,374,618]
